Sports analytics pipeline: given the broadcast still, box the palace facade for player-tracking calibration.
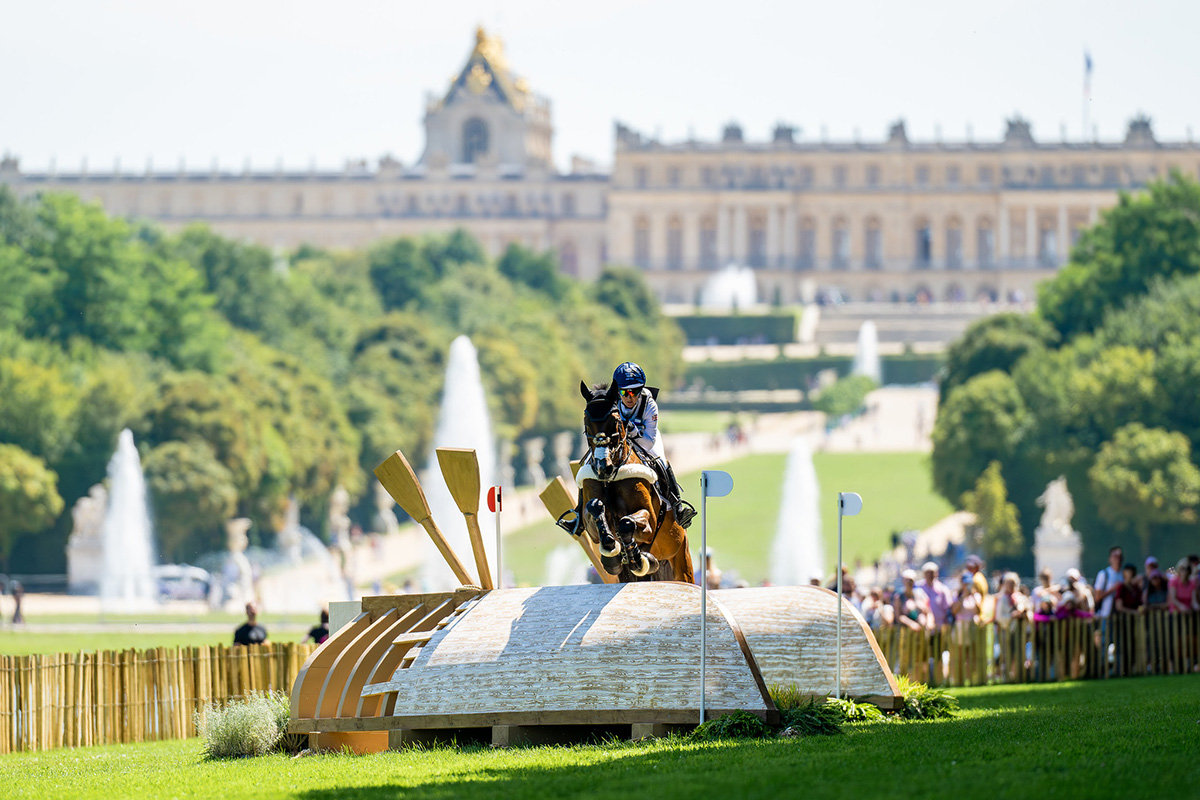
[4,29,1199,305]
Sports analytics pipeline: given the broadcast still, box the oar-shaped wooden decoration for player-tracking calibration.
[539,476,617,584]
[374,450,477,587]
[435,447,494,590]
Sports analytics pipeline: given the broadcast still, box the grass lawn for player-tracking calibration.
[502,451,951,586]
[2,676,1195,799]
[659,410,754,435]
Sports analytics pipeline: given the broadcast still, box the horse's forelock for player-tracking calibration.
[584,396,614,423]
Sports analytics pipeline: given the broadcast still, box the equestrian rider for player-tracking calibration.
[610,361,697,529]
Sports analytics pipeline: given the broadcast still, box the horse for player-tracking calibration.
[574,381,694,584]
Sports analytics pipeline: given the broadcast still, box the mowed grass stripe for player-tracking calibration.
[503,451,951,586]
[0,676,1193,799]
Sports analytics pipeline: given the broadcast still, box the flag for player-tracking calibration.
[1084,51,1093,98]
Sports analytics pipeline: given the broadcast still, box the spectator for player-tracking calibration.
[233,602,268,646]
[10,580,24,625]
[1063,568,1095,614]
[305,609,330,644]
[1055,591,1091,619]
[893,570,929,631]
[1143,569,1170,611]
[1031,568,1060,609]
[964,555,990,595]
[1168,558,1198,613]
[861,588,893,630]
[917,561,954,630]
[1032,596,1057,622]
[952,573,982,624]
[995,572,1029,625]
[1093,546,1124,618]
[1115,564,1143,614]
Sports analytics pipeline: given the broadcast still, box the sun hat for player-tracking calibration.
[1065,568,1082,582]
[922,561,939,573]
[901,569,917,581]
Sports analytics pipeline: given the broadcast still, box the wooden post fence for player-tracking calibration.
[0,642,315,754]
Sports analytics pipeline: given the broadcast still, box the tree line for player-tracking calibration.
[932,174,1200,570]
[0,189,683,572]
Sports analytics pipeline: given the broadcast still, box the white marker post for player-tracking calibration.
[699,469,733,724]
[836,491,863,700]
[487,486,502,588]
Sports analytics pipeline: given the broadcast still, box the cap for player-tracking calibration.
[1145,556,1159,567]
[921,561,939,573]
[901,569,917,581]
[965,555,983,567]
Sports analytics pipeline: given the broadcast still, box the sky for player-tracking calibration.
[4,0,1199,174]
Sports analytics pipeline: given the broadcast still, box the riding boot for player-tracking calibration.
[663,461,697,529]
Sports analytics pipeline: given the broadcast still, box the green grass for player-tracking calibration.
[658,410,755,435]
[500,451,951,586]
[0,629,313,657]
[1,676,1195,799]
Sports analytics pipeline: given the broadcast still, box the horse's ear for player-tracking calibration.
[580,380,591,401]
[605,384,618,405]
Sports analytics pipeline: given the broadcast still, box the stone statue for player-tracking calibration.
[328,485,352,549]
[552,431,576,482]
[523,437,546,486]
[66,484,109,594]
[275,495,303,564]
[222,517,256,609]
[1033,476,1081,580]
[371,481,400,537]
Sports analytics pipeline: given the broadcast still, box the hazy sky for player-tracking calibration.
[4,1,1198,173]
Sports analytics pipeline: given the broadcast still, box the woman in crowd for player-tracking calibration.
[1031,568,1059,609]
[1168,558,1198,613]
[1114,563,1143,614]
[1144,569,1170,611]
[893,570,929,631]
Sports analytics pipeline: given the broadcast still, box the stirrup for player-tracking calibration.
[674,500,697,529]
[556,508,581,536]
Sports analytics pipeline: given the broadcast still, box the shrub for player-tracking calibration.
[691,710,774,741]
[826,697,884,723]
[777,701,843,736]
[895,675,959,720]
[195,691,295,758]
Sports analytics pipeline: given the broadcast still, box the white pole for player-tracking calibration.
[495,503,502,589]
[836,493,843,701]
[700,472,708,725]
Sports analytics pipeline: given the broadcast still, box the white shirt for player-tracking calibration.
[1094,565,1122,617]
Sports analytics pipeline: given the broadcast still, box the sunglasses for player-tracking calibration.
[619,388,639,397]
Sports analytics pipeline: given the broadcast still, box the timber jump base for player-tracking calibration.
[289,583,898,750]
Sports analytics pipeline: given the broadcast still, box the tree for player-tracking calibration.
[0,357,80,463]
[813,374,877,419]
[930,371,1029,504]
[1088,423,1200,558]
[498,243,570,301]
[143,440,238,562]
[1038,174,1200,340]
[939,313,1058,404]
[594,266,660,322]
[961,461,1023,563]
[368,237,436,310]
[0,444,64,572]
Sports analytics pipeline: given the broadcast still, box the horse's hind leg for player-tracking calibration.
[585,499,622,564]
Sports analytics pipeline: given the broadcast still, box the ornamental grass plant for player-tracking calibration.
[194,690,294,759]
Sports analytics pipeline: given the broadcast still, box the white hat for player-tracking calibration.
[1065,568,1082,582]
[921,561,939,573]
[901,569,917,581]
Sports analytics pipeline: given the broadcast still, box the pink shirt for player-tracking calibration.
[1169,575,1195,610]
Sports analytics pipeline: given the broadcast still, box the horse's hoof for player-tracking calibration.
[631,553,657,577]
[600,539,621,558]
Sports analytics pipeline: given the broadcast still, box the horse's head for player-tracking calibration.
[580,380,628,481]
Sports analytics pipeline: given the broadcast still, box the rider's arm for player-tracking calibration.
[639,392,660,448]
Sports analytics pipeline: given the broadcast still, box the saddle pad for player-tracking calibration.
[575,461,657,484]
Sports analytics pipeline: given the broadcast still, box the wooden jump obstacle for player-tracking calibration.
[295,446,898,751]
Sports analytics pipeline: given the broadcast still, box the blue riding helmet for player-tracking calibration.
[612,362,646,391]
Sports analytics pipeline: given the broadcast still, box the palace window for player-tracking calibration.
[1039,166,1055,186]
[559,241,579,276]
[635,166,648,188]
[915,165,930,187]
[864,218,882,269]
[833,165,847,188]
[798,166,813,188]
[667,217,684,270]
[947,165,960,187]
[503,194,518,216]
[1102,164,1120,185]
[747,217,767,267]
[634,217,651,268]
[455,195,470,215]
[699,217,718,269]
[832,218,850,269]
[701,166,715,187]
[1071,165,1087,186]
[914,220,932,267]
[977,219,995,268]
[667,167,681,188]
[1038,226,1057,266]
[561,193,575,216]
[798,219,816,270]
[946,219,963,268]
[463,118,489,163]
[978,166,994,187]
[866,165,880,187]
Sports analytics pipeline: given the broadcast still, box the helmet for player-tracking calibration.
[612,362,646,390]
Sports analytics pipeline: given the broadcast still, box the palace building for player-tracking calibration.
[4,29,1199,305]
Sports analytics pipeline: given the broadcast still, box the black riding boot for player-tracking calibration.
[662,461,697,529]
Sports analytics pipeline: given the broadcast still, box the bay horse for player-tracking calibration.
[574,381,694,584]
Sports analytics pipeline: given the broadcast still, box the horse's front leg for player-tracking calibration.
[617,510,659,578]
[585,501,624,563]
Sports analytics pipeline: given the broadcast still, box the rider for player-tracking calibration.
[610,361,697,529]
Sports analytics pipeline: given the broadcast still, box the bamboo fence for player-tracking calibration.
[0,642,315,754]
[874,609,1200,687]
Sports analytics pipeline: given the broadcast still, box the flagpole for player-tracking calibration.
[1083,51,1092,143]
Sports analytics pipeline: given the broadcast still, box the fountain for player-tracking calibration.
[699,263,758,312]
[769,437,825,586]
[421,335,497,591]
[852,320,882,384]
[98,429,157,610]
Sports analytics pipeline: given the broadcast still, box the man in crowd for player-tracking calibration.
[918,561,954,630]
[233,601,268,646]
[1093,545,1124,618]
